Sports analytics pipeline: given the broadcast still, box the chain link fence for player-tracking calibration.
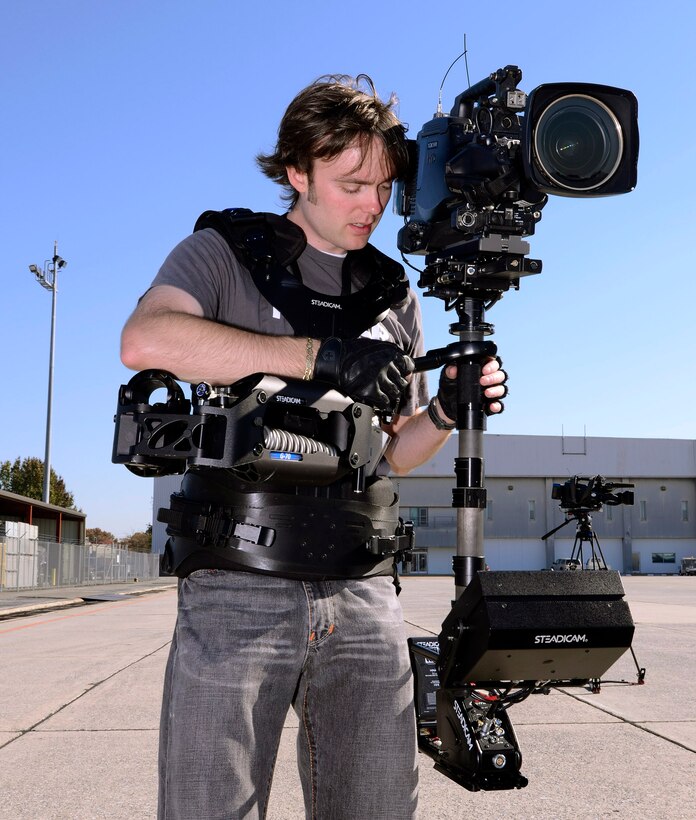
[0,536,160,591]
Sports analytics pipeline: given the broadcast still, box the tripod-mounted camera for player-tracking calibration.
[398,65,640,790]
[543,475,635,571]
[541,476,646,693]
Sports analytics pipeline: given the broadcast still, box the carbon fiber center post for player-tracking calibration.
[413,299,497,600]
[412,235,538,600]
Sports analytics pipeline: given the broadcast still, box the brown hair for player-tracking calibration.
[257,74,408,207]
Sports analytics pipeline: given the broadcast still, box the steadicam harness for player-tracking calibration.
[115,209,415,579]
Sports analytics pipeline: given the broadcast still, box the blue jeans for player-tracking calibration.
[158,570,418,819]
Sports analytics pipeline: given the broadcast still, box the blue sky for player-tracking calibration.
[2,1,694,536]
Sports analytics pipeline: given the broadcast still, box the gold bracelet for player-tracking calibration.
[303,337,314,380]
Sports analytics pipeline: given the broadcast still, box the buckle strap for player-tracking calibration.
[158,495,275,548]
[367,520,414,557]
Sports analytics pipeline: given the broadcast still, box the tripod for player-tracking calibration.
[542,508,610,571]
[571,511,609,570]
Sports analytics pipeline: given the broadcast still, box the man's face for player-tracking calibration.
[286,139,394,255]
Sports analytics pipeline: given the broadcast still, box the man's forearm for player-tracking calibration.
[384,406,452,475]
[121,309,311,384]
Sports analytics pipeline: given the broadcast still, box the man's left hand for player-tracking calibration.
[479,356,508,415]
[438,357,508,420]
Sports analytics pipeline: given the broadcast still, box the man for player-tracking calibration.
[121,75,506,819]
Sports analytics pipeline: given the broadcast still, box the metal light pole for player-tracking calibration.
[28,242,67,503]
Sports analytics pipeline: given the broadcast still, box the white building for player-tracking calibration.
[396,434,696,575]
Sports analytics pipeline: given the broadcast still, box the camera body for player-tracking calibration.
[395,65,638,259]
[552,475,635,511]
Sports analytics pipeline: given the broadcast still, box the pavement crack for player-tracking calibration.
[403,619,438,636]
[558,688,696,754]
[35,727,160,733]
[0,640,171,751]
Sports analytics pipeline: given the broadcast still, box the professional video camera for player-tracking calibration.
[540,477,643,691]
[395,64,638,262]
[552,475,635,512]
[543,475,635,572]
[401,66,639,792]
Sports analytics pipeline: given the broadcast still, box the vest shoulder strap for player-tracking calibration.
[194,208,409,339]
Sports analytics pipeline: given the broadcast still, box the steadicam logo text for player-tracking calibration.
[534,634,589,645]
[311,299,342,310]
[452,700,474,750]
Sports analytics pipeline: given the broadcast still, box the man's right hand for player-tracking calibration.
[313,337,414,412]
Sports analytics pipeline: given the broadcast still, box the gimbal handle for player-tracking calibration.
[412,340,498,374]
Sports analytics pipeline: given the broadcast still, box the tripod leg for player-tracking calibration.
[592,533,608,570]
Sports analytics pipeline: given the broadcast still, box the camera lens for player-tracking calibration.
[534,95,622,191]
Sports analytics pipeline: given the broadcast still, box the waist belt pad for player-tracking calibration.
[159,468,407,580]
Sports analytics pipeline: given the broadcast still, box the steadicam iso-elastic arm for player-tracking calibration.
[112,369,386,489]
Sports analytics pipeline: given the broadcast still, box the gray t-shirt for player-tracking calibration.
[150,226,429,414]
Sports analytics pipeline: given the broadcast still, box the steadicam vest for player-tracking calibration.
[193,208,409,338]
[159,209,413,580]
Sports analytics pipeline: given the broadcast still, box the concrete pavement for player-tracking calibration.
[0,575,694,819]
[0,576,176,620]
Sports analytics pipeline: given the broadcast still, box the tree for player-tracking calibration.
[0,456,76,508]
[86,527,116,544]
[124,523,152,553]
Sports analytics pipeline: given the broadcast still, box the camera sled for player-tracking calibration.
[398,64,641,791]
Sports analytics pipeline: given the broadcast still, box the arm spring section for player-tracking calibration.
[263,426,338,456]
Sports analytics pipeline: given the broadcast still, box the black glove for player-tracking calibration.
[314,337,414,412]
[437,357,508,419]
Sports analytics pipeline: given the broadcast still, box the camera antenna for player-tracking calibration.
[436,35,472,115]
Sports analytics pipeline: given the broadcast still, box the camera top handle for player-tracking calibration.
[449,65,523,119]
